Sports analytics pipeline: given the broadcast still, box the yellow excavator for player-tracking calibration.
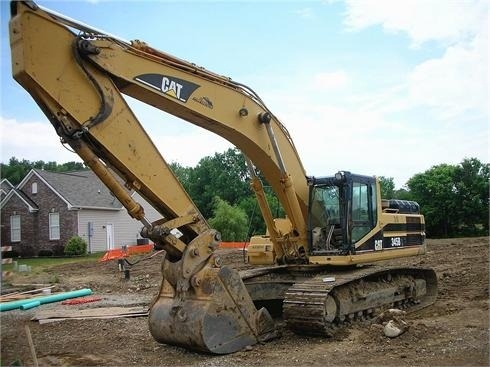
[9,1,437,354]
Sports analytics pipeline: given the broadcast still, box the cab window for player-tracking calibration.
[351,182,376,243]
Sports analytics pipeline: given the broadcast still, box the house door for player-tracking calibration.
[106,224,114,249]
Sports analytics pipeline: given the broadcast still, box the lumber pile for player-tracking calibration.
[0,285,55,302]
[1,284,148,323]
[32,306,148,324]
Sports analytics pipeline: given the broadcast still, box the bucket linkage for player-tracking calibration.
[148,229,277,354]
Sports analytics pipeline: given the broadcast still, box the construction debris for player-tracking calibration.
[383,319,410,338]
[61,296,103,305]
[0,286,55,302]
[32,306,148,324]
[0,288,93,312]
[373,308,410,338]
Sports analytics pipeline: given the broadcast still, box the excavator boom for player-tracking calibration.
[9,0,280,353]
[9,0,437,355]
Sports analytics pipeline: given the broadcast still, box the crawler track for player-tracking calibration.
[283,266,437,336]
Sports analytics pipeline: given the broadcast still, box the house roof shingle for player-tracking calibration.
[0,187,39,212]
[33,169,124,209]
[1,179,14,193]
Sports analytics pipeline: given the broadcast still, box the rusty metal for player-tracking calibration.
[149,257,276,354]
[148,229,276,354]
[283,266,437,336]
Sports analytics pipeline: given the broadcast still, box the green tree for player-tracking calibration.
[1,157,85,185]
[169,150,285,237]
[393,188,413,201]
[407,163,458,237]
[453,158,489,235]
[185,148,250,218]
[59,161,86,172]
[1,157,32,184]
[407,158,489,238]
[378,176,395,199]
[237,189,285,237]
[237,195,263,237]
[208,197,248,241]
[169,162,192,191]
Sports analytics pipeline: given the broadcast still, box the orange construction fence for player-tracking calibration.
[99,244,154,262]
[99,242,249,262]
[219,242,249,249]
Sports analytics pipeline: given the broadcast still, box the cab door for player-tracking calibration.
[350,178,377,245]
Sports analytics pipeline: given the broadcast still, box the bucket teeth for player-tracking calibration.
[149,265,277,354]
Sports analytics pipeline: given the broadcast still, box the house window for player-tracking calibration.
[10,215,21,242]
[49,212,60,240]
[31,182,38,194]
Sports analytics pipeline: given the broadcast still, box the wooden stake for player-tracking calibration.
[24,324,39,367]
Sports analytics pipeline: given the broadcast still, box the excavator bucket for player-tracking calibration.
[148,263,276,354]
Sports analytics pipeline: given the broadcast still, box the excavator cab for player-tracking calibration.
[308,171,378,255]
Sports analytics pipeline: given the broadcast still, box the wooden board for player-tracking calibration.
[32,306,148,324]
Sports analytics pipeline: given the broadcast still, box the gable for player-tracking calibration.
[1,178,14,192]
[0,178,14,200]
[17,169,124,210]
[0,188,39,212]
[17,169,71,208]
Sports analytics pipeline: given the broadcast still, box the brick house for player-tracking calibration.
[0,169,160,256]
[1,178,14,201]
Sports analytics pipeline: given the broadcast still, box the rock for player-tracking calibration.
[383,319,409,338]
[376,308,406,323]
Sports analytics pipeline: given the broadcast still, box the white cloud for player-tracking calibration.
[2,0,487,190]
[343,0,487,46]
[263,60,488,188]
[0,117,82,163]
[408,26,488,119]
[343,0,489,121]
[0,116,232,169]
[266,91,402,179]
[153,130,232,167]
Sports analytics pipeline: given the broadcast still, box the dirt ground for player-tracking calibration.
[1,237,489,366]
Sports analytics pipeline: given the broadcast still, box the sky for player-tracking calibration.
[0,0,488,188]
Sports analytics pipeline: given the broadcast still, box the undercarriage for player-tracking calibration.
[242,264,437,336]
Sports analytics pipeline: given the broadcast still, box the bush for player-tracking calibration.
[19,243,35,257]
[64,236,87,256]
[2,250,19,258]
[37,249,54,257]
[52,244,65,257]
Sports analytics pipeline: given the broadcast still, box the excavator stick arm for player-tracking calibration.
[9,1,277,353]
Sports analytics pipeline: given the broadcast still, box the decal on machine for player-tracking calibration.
[192,96,214,109]
[134,73,200,103]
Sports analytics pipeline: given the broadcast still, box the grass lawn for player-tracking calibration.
[1,252,104,283]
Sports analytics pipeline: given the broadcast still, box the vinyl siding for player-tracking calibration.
[77,192,161,253]
[78,209,116,253]
[132,191,162,224]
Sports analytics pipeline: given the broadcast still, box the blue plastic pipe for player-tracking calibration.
[20,300,41,310]
[0,288,93,312]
